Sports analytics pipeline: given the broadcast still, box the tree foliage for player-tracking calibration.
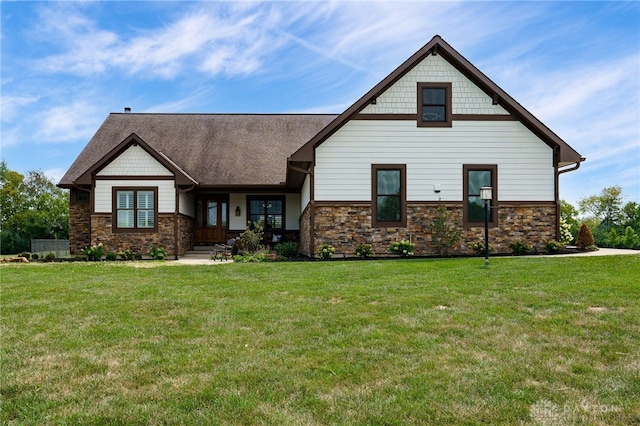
[0,161,69,254]
[566,186,640,249]
[578,185,624,227]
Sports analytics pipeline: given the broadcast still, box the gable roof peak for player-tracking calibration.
[290,34,583,166]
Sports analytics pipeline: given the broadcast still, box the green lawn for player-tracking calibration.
[2,256,639,425]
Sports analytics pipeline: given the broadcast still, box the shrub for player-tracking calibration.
[19,251,31,260]
[543,240,564,254]
[559,218,574,245]
[468,241,493,256]
[576,223,595,250]
[233,253,269,263]
[82,243,104,261]
[428,203,461,257]
[606,226,640,249]
[238,221,264,254]
[274,241,298,259]
[0,229,30,255]
[44,252,56,262]
[105,252,118,261]
[509,239,532,255]
[355,243,373,258]
[31,253,39,260]
[118,249,140,261]
[317,244,336,260]
[388,240,414,257]
[149,244,167,260]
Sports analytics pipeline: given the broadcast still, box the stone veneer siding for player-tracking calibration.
[311,202,557,256]
[90,213,177,257]
[299,204,312,255]
[176,214,195,257]
[69,200,91,255]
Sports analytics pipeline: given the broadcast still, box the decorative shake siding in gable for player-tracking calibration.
[361,54,508,115]
[98,145,174,176]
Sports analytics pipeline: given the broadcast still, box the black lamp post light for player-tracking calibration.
[480,186,493,265]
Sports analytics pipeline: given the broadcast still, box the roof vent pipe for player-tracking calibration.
[124,107,131,113]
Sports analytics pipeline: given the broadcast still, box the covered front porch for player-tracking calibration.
[186,192,302,248]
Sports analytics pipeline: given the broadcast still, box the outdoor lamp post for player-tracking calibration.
[480,186,493,265]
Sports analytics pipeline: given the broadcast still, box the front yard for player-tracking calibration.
[2,256,639,425]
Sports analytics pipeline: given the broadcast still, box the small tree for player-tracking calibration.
[237,221,264,254]
[428,203,461,257]
[576,223,595,250]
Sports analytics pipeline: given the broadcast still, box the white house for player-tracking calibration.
[59,35,584,257]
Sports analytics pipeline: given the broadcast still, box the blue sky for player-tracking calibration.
[1,1,638,206]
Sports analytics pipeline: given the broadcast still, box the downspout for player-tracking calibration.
[174,185,179,260]
[310,172,315,257]
[288,162,314,256]
[555,159,584,240]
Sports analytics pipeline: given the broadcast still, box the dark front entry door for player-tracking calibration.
[195,195,229,244]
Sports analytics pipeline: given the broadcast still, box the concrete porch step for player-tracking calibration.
[182,245,234,260]
[183,251,214,259]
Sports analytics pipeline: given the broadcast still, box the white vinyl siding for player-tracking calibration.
[301,175,311,211]
[97,145,173,176]
[314,120,554,202]
[286,194,301,230]
[229,193,246,231]
[179,192,195,217]
[94,180,175,213]
[362,54,508,116]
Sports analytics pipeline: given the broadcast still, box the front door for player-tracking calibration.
[195,195,229,244]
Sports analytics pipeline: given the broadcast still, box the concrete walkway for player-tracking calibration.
[541,247,639,257]
[169,247,638,265]
[171,257,232,265]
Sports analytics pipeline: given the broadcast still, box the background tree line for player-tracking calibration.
[562,186,640,249]
[1,161,69,254]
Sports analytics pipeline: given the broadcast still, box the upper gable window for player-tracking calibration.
[417,83,452,128]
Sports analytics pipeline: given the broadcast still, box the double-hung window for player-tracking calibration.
[417,82,452,127]
[463,165,497,227]
[113,187,157,232]
[372,164,407,227]
[247,196,284,230]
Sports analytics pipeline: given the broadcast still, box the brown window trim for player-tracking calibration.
[372,164,407,228]
[463,165,498,228]
[417,82,452,128]
[112,186,158,233]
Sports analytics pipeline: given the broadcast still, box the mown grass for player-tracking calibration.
[1,256,639,425]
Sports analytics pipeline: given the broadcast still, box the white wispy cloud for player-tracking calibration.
[1,94,40,122]
[35,100,102,143]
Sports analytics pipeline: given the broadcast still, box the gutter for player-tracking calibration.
[557,159,585,175]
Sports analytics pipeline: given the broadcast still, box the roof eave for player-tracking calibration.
[75,133,196,186]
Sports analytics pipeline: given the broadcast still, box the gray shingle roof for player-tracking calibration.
[59,113,337,187]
